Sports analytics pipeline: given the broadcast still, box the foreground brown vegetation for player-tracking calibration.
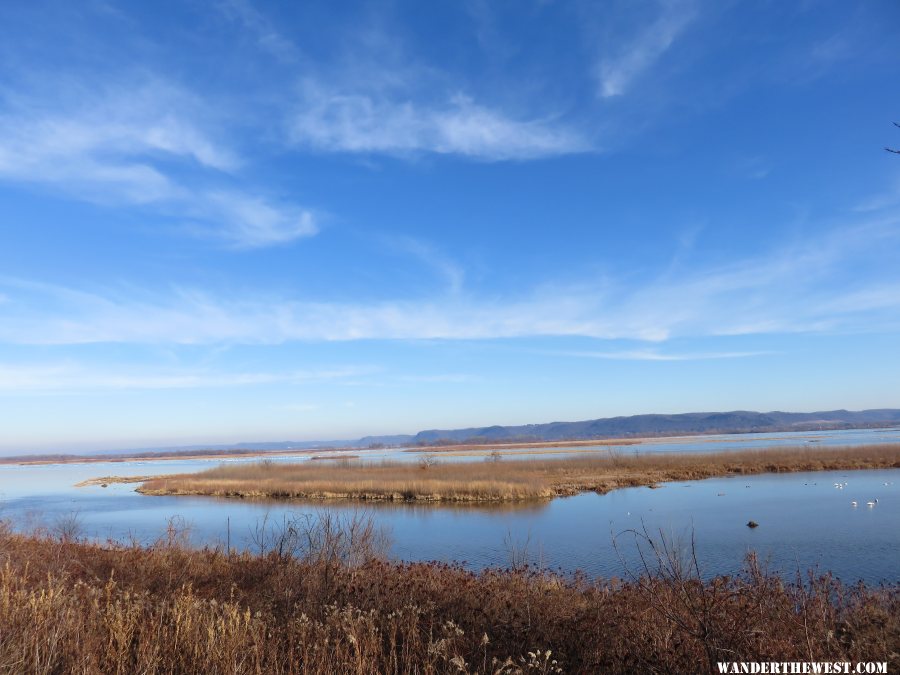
[137,443,900,502]
[0,514,897,674]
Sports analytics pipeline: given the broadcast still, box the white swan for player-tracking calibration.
[851,501,857,507]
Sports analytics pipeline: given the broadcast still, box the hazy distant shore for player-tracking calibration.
[6,408,898,466]
[0,435,735,466]
[10,428,895,467]
[0,446,352,466]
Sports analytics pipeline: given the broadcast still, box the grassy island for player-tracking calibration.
[135,443,900,503]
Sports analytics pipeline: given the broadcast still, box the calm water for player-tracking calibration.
[402,426,900,462]
[1,427,898,584]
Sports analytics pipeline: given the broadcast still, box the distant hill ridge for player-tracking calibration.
[358,408,900,447]
[8,409,899,458]
[99,408,900,452]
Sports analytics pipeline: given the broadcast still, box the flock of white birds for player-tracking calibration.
[841,480,893,508]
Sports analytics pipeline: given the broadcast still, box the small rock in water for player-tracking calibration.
[101,483,108,488]
[746,520,759,528]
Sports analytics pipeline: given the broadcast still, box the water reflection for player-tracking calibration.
[191,494,553,516]
[1,427,899,585]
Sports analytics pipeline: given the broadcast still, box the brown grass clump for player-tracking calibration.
[136,443,900,503]
[0,516,897,674]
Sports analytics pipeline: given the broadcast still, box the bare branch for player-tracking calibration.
[887,122,900,153]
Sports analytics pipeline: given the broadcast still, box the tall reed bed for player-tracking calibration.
[138,443,900,502]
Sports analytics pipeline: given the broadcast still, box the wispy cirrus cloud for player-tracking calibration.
[217,0,300,64]
[542,349,774,362]
[0,362,374,394]
[217,2,590,161]
[854,174,900,213]
[0,218,897,345]
[290,85,590,161]
[595,0,698,98]
[0,79,236,184]
[0,78,318,249]
[398,373,475,383]
[196,192,319,249]
[378,234,466,294]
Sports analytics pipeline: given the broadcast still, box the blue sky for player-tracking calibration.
[1,0,899,452]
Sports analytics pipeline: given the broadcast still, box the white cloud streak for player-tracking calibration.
[543,350,774,362]
[197,192,319,249]
[217,0,300,63]
[380,235,465,294]
[0,80,235,178]
[0,218,897,345]
[291,86,590,160]
[854,174,900,213]
[0,79,318,249]
[596,0,698,98]
[0,363,373,393]
[212,1,592,160]
[398,374,475,383]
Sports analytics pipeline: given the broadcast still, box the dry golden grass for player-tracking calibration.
[137,443,900,503]
[0,519,898,674]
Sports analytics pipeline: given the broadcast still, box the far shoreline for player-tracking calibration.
[6,424,898,467]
